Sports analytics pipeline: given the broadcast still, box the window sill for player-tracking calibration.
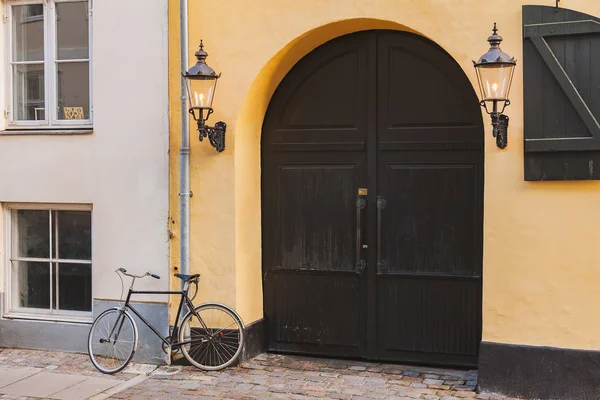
[3,313,93,325]
[0,129,93,136]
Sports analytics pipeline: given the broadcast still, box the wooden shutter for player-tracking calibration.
[523,5,600,181]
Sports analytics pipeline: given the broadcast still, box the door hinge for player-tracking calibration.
[4,110,9,119]
[3,15,9,24]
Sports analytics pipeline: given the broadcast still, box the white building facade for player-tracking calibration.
[0,0,170,363]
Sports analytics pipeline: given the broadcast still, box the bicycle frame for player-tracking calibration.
[116,284,209,348]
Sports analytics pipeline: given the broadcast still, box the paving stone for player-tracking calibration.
[424,378,445,385]
[152,366,182,376]
[0,372,86,398]
[348,366,367,371]
[0,367,42,389]
[428,384,451,390]
[123,364,158,375]
[453,391,477,398]
[403,371,421,377]
[49,377,120,400]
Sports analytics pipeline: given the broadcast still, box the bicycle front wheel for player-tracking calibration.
[88,308,138,374]
[179,303,245,370]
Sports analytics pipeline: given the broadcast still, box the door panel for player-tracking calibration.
[381,162,479,275]
[375,32,483,366]
[262,30,483,366]
[262,32,375,357]
[274,273,360,347]
[379,277,481,362]
[276,164,357,271]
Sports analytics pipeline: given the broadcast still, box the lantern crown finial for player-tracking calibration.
[474,23,516,65]
[185,39,219,79]
[487,22,503,50]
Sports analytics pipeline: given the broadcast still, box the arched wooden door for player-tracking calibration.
[261,30,484,366]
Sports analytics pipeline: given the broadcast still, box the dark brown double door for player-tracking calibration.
[262,30,484,367]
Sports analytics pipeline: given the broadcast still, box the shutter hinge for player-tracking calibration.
[3,15,9,24]
[4,110,9,119]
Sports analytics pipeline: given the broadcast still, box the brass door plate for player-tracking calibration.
[358,188,368,196]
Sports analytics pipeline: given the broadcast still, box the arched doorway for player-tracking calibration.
[261,30,484,367]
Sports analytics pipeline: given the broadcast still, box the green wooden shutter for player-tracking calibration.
[523,5,600,181]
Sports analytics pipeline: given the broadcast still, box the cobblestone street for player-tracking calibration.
[0,348,525,400]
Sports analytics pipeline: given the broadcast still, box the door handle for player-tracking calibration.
[356,196,367,274]
[376,196,387,273]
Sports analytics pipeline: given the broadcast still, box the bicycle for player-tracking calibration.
[87,268,245,374]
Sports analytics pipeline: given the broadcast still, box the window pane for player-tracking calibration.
[12,4,45,62]
[14,261,51,309]
[56,210,92,260]
[13,64,45,121]
[57,263,91,311]
[56,2,89,60]
[13,210,50,258]
[57,62,89,120]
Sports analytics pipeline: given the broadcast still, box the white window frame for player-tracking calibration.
[3,203,93,323]
[4,0,93,130]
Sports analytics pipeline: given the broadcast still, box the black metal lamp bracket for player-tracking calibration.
[197,120,226,153]
[189,109,226,153]
[480,100,510,149]
[491,112,509,149]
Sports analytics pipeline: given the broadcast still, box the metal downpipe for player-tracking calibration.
[179,0,190,289]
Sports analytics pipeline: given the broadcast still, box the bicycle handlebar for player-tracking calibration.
[117,268,160,280]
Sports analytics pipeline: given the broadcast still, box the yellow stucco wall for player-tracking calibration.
[168,0,600,350]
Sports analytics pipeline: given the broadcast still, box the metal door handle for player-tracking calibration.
[376,196,387,273]
[356,196,366,274]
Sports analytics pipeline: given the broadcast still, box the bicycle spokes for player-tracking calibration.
[88,309,137,374]
[179,304,244,370]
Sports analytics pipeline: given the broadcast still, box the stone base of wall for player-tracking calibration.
[0,318,89,353]
[241,318,267,362]
[478,341,600,400]
[0,299,169,365]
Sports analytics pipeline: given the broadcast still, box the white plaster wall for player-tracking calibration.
[0,0,170,304]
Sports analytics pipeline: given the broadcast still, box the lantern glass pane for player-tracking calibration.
[186,78,217,110]
[476,64,514,101]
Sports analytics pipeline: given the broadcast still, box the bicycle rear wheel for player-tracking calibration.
[179,303,244,370]
[88,308,138,374]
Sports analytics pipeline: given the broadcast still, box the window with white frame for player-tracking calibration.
[7,206,92,319]
[6,0,92,128]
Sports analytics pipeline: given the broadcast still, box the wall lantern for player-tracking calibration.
[184,40,226,152]
[473,23,516,149]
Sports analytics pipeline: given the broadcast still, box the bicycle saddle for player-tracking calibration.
[174,273,200,282]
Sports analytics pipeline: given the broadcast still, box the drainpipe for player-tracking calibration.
[179,0,190,288]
